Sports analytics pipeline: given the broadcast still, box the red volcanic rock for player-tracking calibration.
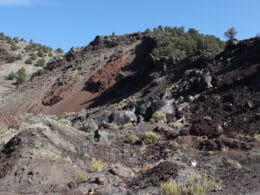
[85,53,135,93]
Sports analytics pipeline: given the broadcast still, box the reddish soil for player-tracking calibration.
[45,52,136,115]
[0,110,18,127]
[45,85,98,115]
[85,52,135,93]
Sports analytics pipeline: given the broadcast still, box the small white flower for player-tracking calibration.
[191,160,197,167]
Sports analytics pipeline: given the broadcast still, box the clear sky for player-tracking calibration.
[0,0,259,51]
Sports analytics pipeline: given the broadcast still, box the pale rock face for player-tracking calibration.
[204,71,213,88]
[94,130,109,142]
[111,110,137,125]
[158,99,175,115]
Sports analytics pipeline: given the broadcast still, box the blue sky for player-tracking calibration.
[0,0,259,51]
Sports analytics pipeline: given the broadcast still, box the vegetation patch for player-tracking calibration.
[254,134,260,141]
[128,134,139,144]
[123,122,134,130]
[6,68,27,86]
[151,111,166,123]
[35,58,45,67]
[161,178,208,195]
[91,159,107,172]
[142,131,160,144]
[169,121,183,130]
[6,56,16,63]
[76,172,88,184]
[25,58,33,64]
[150,26,225,61]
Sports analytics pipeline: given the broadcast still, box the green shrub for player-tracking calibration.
[37,51,44,57]
[42,46,51,53]
[77,172,88,183]
[15,67,26,86]
[6,37,12,44]
[128,134,139,143]
[35,58,45,67]
[25,58,33,64]
[13,37,19,43]
[161,179,208,195]
[224,27,237,40]
[10,43,19,51]
[142,131,160,144]
[151,111,166,123]
[55,48,64,54]
[24,45,31,52]
[112,124,119,130]
[0,32,5,40]
[254,134,260,141]
[169,121,182,130]
[91,159,107,172]
[16,54,22,60]
[30,53,37,60]
[161,179,179,195]
[144,28,151,34]
[6,71,16,80]
[123,122,134,130]
[6,56,16,63]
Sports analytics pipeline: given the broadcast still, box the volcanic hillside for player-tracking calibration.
[0,33,146,115]
[0,28,259,195]
[0,28,225,116]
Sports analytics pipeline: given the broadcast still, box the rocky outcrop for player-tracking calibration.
[109,110,137,125]
[190,38,260,137]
